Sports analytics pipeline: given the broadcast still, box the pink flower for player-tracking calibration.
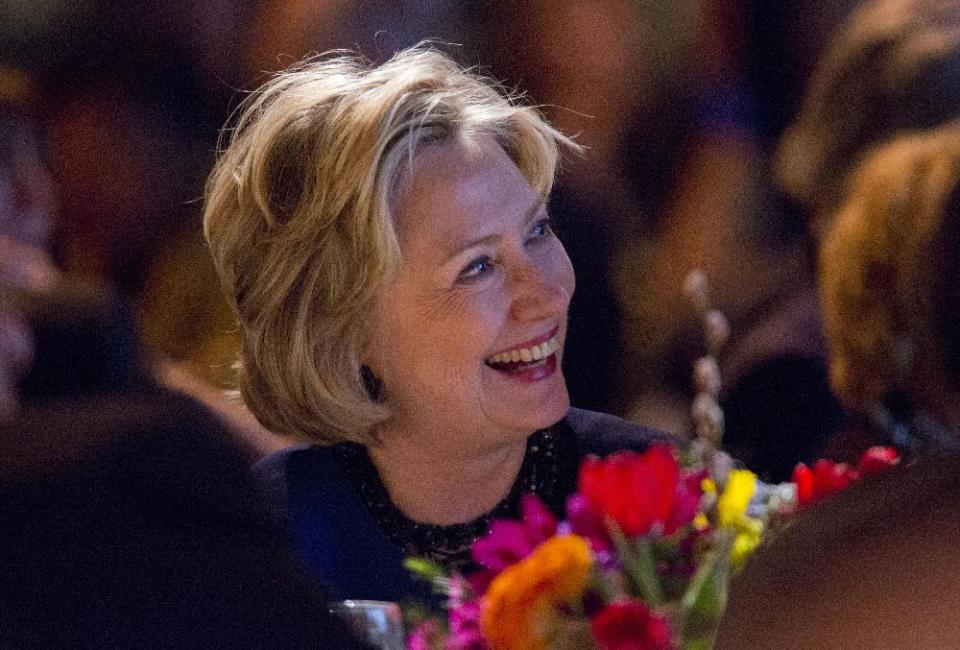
[407,619,442,650]
[446,600,487,650]
[577,446,699,538]
[471,495,558,572]
[464,569,495,598]
[591,600,674,650]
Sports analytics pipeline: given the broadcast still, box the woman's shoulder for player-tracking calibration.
[253,442,417,602]
[563,407,677,458]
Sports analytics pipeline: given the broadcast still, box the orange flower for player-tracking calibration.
[480,534,593,650]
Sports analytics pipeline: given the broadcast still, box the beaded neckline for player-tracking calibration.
[333,426,577,572]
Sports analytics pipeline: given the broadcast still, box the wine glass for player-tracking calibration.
[329,600,405,650]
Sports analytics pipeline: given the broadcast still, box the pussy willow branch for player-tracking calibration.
[683,269,732,484]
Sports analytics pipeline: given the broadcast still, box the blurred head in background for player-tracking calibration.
[776,0,960,237]
[820,120,960,431]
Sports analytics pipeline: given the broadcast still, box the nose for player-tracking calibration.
[508,258,573,324]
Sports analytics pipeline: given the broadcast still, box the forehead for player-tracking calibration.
[391,135,537,252]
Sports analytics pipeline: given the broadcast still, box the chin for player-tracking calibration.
[516,387,571,433]
[479,364,571,433]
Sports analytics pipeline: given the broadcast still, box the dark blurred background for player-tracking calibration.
[0,0,861,437]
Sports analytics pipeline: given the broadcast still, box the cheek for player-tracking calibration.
[378,290,504,383]
[436,293,510,362]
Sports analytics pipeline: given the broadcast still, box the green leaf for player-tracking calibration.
[609,523,665,607]
[679,530,734,649]
[404,556,447,583]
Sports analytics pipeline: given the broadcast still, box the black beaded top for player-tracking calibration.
[332,426,580,572]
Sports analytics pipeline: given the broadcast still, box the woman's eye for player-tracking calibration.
[458,255,494,282]
[528,218,554,241]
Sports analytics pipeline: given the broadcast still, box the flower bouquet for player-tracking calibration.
[402,272,899,650]
[405,442,898,650]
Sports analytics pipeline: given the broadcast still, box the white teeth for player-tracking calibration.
[486,335,559,366]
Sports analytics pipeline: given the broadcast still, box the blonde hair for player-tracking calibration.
[819,120,960,410]
[203,45,575,444]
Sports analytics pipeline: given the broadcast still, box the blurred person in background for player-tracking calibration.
[0,67,365,647]
[777,0,960,240]
[0,65,58,420]
[721,0,960,477]
[0,0,288,456]
[537,0,853,481]
[819,121,960,457]
[716,119,960,650]
[657,0,960,481]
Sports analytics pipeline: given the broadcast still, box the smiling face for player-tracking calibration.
[367,135,575,452]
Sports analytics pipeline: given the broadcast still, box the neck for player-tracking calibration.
[367,424,528,526]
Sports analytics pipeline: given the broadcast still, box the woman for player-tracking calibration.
[203,46,667,602]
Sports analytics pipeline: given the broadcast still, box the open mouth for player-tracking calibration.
[484,334,560,373]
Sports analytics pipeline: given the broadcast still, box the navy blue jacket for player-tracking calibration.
[256,408,669,603]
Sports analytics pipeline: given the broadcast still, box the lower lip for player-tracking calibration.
[488,352,558,383]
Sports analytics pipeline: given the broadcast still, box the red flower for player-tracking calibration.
[858,446,900,475]
[793,447,899,508]
[792,459,858,507]
[591,600,674,650]
[566,493,615,553]
[577,446,697,538]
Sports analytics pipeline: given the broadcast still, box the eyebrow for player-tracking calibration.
[442,197,547,263]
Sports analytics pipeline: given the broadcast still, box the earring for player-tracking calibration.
[360,365,384,402]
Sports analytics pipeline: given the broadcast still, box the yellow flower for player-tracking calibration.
[717,470,756,527]
[717,469,764,567]
[693,513,710,531]
[731,517,764,567]
[481,535,593,650]
[701,477,717,495]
